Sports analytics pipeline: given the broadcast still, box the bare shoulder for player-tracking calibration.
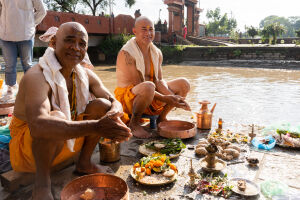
[21,64,50,94]
[117,50,135,67]
[84,67,100,84]
[14,64,50,120]
[23,64,47,84]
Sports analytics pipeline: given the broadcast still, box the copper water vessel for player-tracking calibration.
[99,139,120,163]
[196,101,216,130]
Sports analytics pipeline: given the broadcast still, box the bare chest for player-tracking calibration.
[143,55,152,81]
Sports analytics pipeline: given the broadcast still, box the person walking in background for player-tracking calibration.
[0,0,46,101]
[173,32,177,45]
[183,25,187,39]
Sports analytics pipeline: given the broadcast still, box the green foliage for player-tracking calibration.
[205,7,237,36]
[295,29,300,37]
[45,0,136,16]
[33,47,47,58]
[207,48,216,55]
[43,0,80,13]
[98,34,134,63]
[159,45,186,64]
[233,49,242,57]
[259,15,300,37]
[260,23,286,44]
[145,139,186,155]
[230,30,240,43]
[246,26,258,38]
[255,50,262,56]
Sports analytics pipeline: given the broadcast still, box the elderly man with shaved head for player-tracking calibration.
[115,16,191,138]
[9,22,132,200]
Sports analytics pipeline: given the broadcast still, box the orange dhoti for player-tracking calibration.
[114,85,164,124]
[9,116,85,172]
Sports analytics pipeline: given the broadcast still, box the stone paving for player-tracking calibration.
[1,127,299,200]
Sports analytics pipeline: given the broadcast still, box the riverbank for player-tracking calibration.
[180,60,300,69]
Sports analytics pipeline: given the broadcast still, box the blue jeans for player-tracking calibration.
[0,38,34,86]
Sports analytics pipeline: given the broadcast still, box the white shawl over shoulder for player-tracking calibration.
[121,37,161,81]
[39,48,90,151]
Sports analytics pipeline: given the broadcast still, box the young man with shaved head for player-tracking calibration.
[10,22,132,200]
[115,16,191,138]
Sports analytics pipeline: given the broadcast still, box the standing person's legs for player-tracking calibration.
[18,38,34,73]
[1,40,18,86]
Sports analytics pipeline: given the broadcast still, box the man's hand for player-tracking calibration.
[164,95,191,111]
[97,115,132,142]
[106,99,123,119]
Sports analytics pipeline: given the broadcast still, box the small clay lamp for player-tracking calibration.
[249,124,256,142]
[246,157,259,167]
[237,180,246,191]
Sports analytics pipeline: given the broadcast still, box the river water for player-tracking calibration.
[6,64,300,129]
[94,65,300,129]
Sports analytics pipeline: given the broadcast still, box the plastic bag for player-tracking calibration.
[0,135,11,150]
[261,122,291,136]
[261,122,300,136]
[0,124,10,136]
[251,135,276,150]
[261,180,288,198]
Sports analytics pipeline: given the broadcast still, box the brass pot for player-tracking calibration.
[99,139,120,163]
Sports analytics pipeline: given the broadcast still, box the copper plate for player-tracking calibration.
[60,173,129,200]
[158,120,196,139]
[0,102,14,108]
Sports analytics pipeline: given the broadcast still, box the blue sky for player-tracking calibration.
[112,0,300,31]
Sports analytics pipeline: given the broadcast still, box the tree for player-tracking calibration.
[45,0,136,16]
[270,23,286,44]
[260,15,295,37]
[295,29,300,37]
[260,23,286,44]
[246,26,258,38]
[80,0,136,16]
[205,7,237,37]
[43,0,80,13]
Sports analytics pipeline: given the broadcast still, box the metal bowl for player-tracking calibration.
[158,120,196,139]
[60,173,129,200]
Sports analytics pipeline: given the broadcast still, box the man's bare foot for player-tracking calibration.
[129,123,152,138]
[75,163,113,175]
[32,186,53,200]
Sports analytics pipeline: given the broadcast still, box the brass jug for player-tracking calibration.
[196,101,216,130]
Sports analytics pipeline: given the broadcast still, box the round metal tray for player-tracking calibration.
[199,158,227,172]
[158,120,196,139]
[138,140,182,159]
[60,173,129,200]
[130,168,177,186]
[230,178,259,196]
